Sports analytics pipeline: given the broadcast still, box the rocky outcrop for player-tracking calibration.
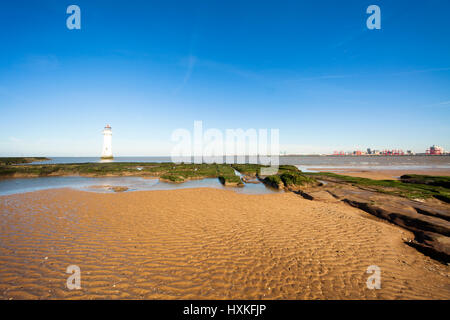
[295,189,340,202]
[110,186,128,192]
[261,175,285,190]
[218,176,244,187]
[407,231,450,262]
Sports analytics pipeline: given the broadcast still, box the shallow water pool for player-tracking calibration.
[0,176,281,196]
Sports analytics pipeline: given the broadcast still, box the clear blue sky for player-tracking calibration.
[0,0,449,156]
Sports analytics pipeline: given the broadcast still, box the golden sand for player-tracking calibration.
[0,188,449,299]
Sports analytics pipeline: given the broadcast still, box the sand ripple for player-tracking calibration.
[0,188,449,299]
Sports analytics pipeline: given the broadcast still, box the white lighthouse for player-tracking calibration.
[101,124,113,159]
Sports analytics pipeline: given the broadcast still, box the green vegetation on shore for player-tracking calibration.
[0,161,318,189]
[263,166,318,190]
[158,163,243,186]
[0,162,244,186]
[0,157,50,165]
[3,161,447,201]
[231,164,318,190]
[305,172,450,203]
[230,164,263,176]
[400,174,450,189]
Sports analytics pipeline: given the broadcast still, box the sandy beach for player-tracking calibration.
[0,188,449,300]
[309,168,450,180]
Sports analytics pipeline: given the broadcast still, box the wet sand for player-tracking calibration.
[0,188,449,299]
[309,168,450,180]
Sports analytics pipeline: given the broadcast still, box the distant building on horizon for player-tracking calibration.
[101,124,113,159]
[332,148,407,156]
[426,145,444,155]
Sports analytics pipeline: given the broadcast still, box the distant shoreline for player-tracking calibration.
[280,154,450,157]
[0,157,50,165]
[1,154,449,160]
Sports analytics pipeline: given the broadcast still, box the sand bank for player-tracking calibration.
[0,188,449,299]
[309,168,450,180]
